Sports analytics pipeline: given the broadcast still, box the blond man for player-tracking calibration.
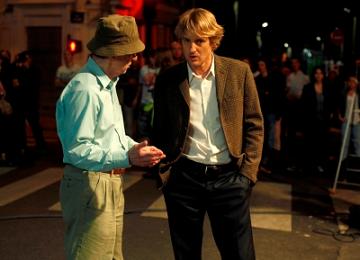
[153,8,263,260]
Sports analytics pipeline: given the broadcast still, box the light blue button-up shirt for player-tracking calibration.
[56,57,137,171]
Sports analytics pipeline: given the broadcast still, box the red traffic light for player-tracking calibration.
[67,38,82,53]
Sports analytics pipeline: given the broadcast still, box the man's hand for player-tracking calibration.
[128,140,166,167]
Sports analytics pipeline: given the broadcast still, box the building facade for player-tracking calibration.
[0,0,179,87]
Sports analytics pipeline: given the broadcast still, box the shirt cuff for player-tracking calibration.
[112,150,131,168]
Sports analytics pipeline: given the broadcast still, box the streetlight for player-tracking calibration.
[284,42,292,59]
[256,21,269,56]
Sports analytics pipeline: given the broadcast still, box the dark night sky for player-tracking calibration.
[187,0,359,60]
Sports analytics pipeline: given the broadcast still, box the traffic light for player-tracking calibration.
[67,36,82,54]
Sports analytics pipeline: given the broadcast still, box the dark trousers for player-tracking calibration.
[163,158,255,260]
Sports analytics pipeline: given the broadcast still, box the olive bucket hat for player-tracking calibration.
[87,14,145,57]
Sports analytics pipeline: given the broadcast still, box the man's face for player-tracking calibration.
[170,41,183,60]
[348,77,358,90]
[181,31,213,75]
[111,54,138,76]
[291,59,300,72]
[258,61,267,73]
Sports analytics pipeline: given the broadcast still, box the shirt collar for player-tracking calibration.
[86,57,118,91]
[187,55,215,82]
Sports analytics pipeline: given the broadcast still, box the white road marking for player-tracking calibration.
[141,195,167,219]
[0,168,63,206]
[250,182,292,232]
[141,181,293,233]
[4,165,357,235]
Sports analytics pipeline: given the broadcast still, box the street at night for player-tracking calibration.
[1,1,360,259]
[0,120,359,259]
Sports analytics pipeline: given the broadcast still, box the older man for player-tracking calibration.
[56,15,165,260]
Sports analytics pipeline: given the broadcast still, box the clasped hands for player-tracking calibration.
[128,140,166,168]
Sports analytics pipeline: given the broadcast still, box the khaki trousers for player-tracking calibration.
[60,165,124,260]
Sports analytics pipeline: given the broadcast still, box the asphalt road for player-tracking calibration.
[1,143,360,260]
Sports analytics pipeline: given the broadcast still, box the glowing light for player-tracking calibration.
[343,7,351,14]
[69,41,76,52]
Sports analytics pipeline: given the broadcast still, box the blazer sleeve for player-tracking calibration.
[238,64,264,183]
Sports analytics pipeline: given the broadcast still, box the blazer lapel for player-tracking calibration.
[178,81,189,107]
[178,63,190,107]
[214,55,227,104]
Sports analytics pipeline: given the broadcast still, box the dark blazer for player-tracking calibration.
[301,82,333,128]
[152,55,264,183]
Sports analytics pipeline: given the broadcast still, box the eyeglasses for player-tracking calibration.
[112,53,137,61]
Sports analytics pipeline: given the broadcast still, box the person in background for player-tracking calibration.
[153,8,263,260]
[301,66,333,173]
[56,14,165,260]
[11,51,46,157]
[255,57,285,173]
[0,81,14,164]
[338,76,360,159]
[284,57,310,171]
[137,49,160,141]
[0,50,14,164]
[54,50,81,89]
[170,40,184,66]
[116,59,141,138]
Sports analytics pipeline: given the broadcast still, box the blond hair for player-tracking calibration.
[175,8,224,50]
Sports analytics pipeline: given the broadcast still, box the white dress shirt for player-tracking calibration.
[183,57,231,165]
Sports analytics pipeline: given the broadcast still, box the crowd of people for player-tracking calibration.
[116,45,360,179]
[1,32,359,177]
[0,49,46,165]
[116,40,185,142]
[1,40,359,175]
[249,55,360,175]
[1,7,360,260]
[0,38,183,167]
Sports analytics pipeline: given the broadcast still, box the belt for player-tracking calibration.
[175,157,237,178]
[106,168,126,175]
[64,164,125,175]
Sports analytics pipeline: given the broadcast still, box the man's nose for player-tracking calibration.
[189,42,197,53]
[131,54,138,61]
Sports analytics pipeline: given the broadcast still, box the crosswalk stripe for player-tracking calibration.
[250,182,292,232]
[0,168,63,206]
[0,167,293,233]
[48,171,143,211]
[141,181,293,233]
[141,195,167,219]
